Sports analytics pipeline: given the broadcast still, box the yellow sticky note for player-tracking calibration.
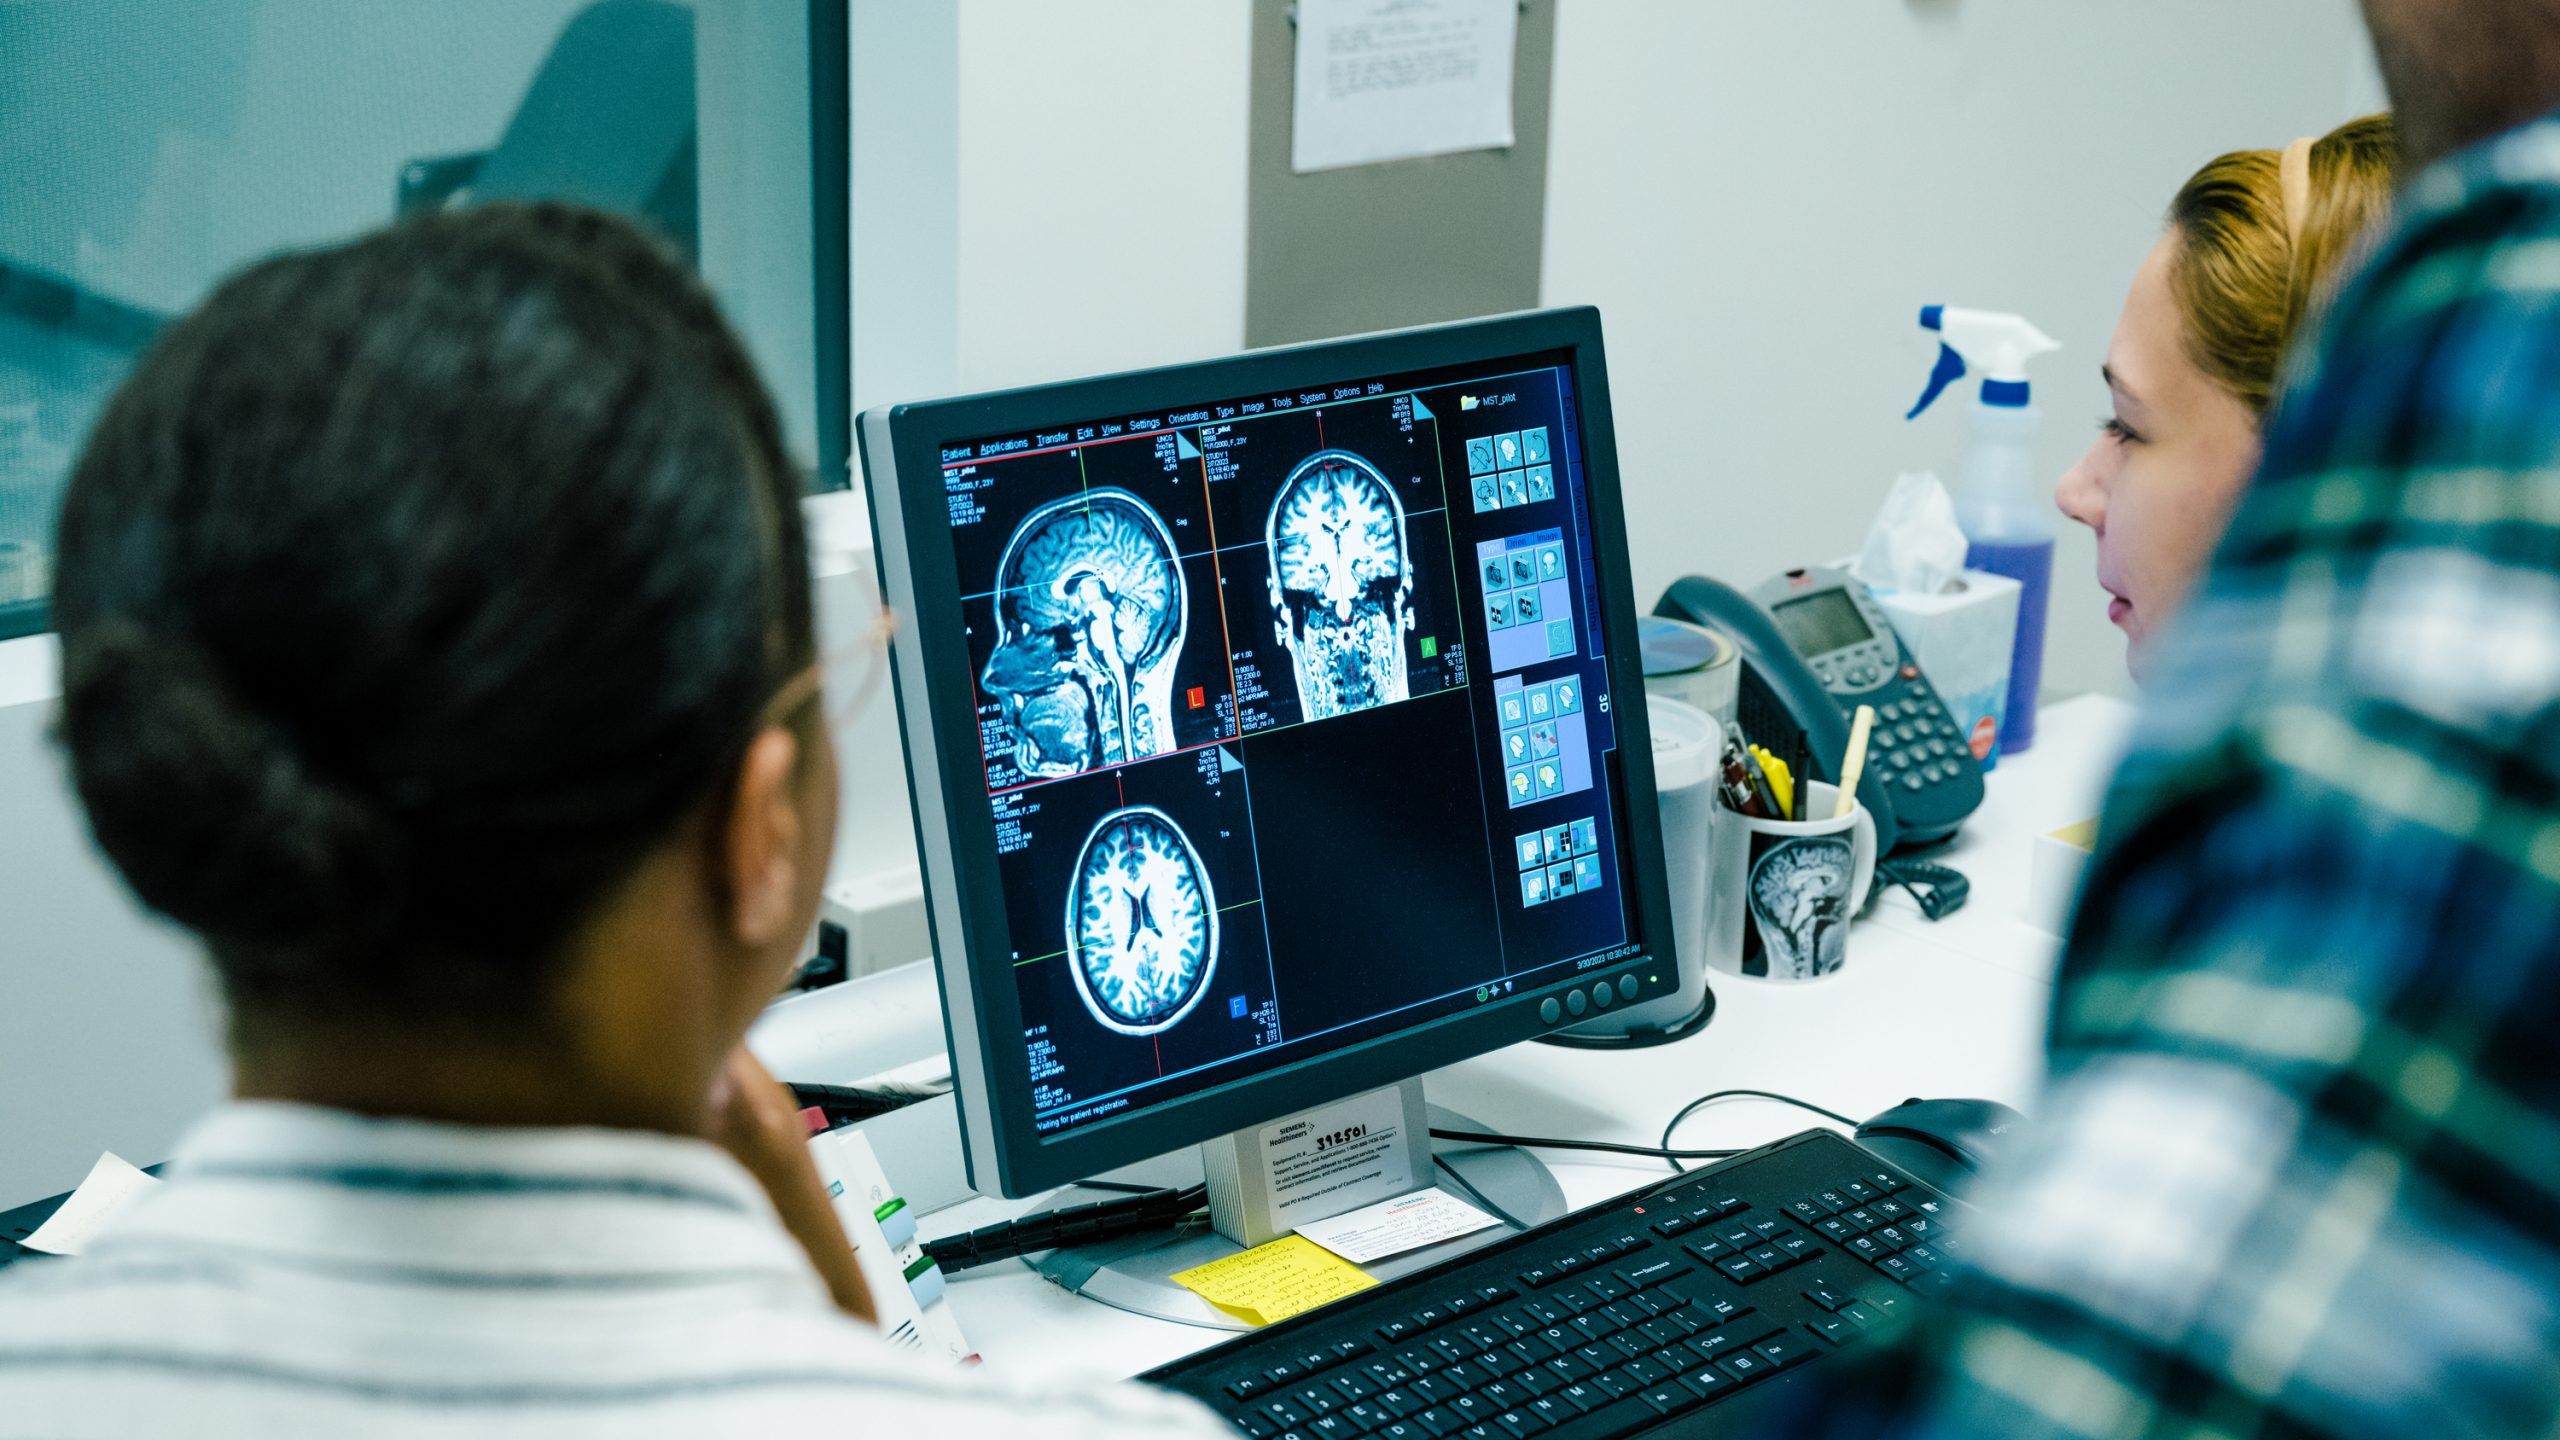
[2049,818,2099,851]
[1171,1234,1376,1327]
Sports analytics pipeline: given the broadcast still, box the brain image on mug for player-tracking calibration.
[1745,835,1851,979]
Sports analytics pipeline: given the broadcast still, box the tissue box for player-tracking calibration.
[1871,569,2021,772]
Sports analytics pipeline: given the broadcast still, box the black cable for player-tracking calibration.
[1877,857,1970,920]
[1430,1126,1741,1164]
[1433,1155,1527,1234]
[924,1091,1861,1270]
[1656,1089,1856,1175]
[785,1080,919,1127]
[1069,1179,1168,1195]
[922,1183,1207,1273]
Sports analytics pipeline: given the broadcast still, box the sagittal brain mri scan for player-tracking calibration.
[1265,450,1415,722]
[1749,837,1850,978]
[983,490,1186,780]
[1066,805,1220,1035]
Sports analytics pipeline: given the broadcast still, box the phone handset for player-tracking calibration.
[1653,574,1907,854]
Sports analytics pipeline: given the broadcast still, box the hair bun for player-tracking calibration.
[60,620,410,954]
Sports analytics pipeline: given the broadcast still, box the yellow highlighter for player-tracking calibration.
[1749,746,1795,822]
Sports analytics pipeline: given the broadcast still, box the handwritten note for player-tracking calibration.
[1295,1186,1501,1265]
[1292,0,1519,173]
[1172,1234,1376,1326]
[21,1153,160,1256]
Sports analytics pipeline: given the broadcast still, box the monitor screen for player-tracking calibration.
[1770,589,1873,659]
[864,310,1680,1193]
[928,348,1646,1139]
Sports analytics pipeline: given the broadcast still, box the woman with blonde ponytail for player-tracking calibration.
[2056,115,2398,675]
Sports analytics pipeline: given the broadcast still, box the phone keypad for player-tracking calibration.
[1868,695,1969,791]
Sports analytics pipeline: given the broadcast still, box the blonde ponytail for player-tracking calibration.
[2168,114,2399,415]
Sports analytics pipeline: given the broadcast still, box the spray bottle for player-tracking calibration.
[1908,305,2061,755]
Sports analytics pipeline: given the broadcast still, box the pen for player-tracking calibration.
[1835,705,1876,819]
[1791,728,1811,823]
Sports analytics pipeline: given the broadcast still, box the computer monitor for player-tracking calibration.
[859,308,1680,1199]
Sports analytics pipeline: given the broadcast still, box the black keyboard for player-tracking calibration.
[1143,1129,1962,1439]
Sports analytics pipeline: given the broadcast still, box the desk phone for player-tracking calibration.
[1657,568,1983,852]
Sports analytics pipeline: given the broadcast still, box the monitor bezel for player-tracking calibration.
[858,307,1682,1198]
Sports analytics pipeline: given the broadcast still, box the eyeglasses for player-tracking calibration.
[826,604,896,734]
[762,605,897,737]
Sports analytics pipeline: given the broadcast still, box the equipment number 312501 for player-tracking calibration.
[1314,1124,1369,1152]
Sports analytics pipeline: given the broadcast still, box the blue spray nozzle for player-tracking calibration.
[1908,306,2057,420]
[1908,343,1967,420]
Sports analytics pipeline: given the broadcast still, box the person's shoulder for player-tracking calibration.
[2313,111,2560,351]
[835,1355,1230,1436]
[2245,110,2560,540]
[0,1262,1229,1440]
[2406,110,2560,219]
[728,1300,1221,1433]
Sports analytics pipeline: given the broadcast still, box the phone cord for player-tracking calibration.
[1875,857,1969,920]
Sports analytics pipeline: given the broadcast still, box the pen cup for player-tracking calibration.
[1705,782,1876,982]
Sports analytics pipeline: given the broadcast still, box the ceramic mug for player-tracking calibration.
[1706,782,1876,981]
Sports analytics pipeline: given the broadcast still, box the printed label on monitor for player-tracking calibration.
[1256,1086,1419,1234]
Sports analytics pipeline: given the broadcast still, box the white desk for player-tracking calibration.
[919,695,2137,1385]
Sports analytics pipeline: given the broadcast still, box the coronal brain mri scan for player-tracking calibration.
[1066,805,1219,1035]
[1265,450,1415,722]
[983,489,1186,780]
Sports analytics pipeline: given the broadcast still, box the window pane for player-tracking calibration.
[0,0,841,642]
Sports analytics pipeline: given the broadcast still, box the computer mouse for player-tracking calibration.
[1853,1097,2026,1195]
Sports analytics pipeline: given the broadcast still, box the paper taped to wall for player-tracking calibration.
[1292,0,1518,173]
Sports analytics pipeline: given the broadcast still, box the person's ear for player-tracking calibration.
[719,725,806,948]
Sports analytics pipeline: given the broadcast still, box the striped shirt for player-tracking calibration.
[0,1101,1227,1438]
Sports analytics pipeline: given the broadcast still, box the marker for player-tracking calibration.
[1835,705,1876,819]
[1750,745,1794,822]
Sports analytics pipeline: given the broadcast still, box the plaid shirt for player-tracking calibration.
[1787,116,2560,1440]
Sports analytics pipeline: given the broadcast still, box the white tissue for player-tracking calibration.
[1853,472,1970,596]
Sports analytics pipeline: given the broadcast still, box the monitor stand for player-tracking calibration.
[1028,1081,1567,1331]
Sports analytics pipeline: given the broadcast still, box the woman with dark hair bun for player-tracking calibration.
[0,204,1223,1438]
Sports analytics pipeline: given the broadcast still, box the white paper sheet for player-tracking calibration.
[21,1152,161,1256]
[1292,0,1519,174]
[1296,1185,1500,1264]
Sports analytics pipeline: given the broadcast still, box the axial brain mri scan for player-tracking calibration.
[1067,805,1220,1035]
[983,490,1187,780]
[1265,450,1415,723]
